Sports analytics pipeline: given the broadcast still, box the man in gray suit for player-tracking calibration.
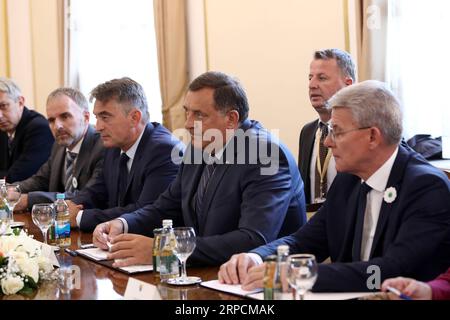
[14,88,104,211]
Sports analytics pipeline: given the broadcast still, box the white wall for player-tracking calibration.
[190,0,348,160]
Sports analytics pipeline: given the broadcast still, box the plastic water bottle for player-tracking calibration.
[55,193,71,248]
[0,179,10,228]
[158,219,179,281]
[273,245,290,300]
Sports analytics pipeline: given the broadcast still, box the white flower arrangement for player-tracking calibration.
[383,187,397,204]
[0,228,55,295]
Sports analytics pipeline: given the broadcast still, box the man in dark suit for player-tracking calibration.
[68,77,184,232]
[219,80,450,292]
[14,88,105,211]
[0,77,54,182]
[298,49,354,205]
[92,71,307,266]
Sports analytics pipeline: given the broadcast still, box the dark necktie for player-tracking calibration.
[314,122,329,201]
[352,182,372,261]
[195,161,216,221]
[7,135,13,158]
[117,153,129,206]
[64,151,77,193]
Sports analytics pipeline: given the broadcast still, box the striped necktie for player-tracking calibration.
[195,161,216,221]
[314,122,329,200]
[64,151,77,193]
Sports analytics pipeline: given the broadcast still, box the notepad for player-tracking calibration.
[75,247,153,274]
[201,280,373,300]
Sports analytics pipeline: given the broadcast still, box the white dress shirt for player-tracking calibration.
[360,147,399,261]
[76,128,146,228]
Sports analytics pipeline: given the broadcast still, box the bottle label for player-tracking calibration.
[56,220,71,247]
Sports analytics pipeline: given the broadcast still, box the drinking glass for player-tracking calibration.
[167,227,201,285]
[1,183,21,223]
[287,254,318,300]
[31,203,56,244]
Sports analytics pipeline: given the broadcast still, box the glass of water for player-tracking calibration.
[167,227,201,285]
[287,254,318,300]
[31,203,56,244]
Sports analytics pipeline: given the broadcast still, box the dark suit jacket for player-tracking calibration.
[74,122,184,232]
[0,107,54,182]
[121,119,307,266]
[254,145,450,292]
[17,126,105,208]
[298,119,319,204]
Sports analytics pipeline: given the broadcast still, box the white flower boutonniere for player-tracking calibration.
[384,187,397,203]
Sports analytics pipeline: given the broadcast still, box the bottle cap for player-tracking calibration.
[277,245,289,255]
[162,219,173,228]
[56,193,66,200]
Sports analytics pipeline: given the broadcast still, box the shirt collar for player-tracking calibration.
[364,147,399,192]
[122,127,145,161]
[66,135,84,155]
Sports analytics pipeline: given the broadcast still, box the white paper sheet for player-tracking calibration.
[76,247,109,261]
[201,279,372,300]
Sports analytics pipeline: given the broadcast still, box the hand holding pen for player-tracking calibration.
[382,277,433,300]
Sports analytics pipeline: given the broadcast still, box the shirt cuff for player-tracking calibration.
[76,210,83,227]
[247,252,264,265]
[117,218,128,233]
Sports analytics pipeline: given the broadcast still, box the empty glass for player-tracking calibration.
[1,183,21,223]
[287,254,318,300]
[31,203,56,244]
[166,227,201,285]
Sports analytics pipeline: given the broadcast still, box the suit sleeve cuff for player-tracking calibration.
[247,253,264,265]
[76,210,83,227]
[117,218,128,233]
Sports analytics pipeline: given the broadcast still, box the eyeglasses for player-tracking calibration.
[326,125,371,142]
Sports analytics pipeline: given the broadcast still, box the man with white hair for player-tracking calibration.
[0,77,53,182]
[219,80,450,292]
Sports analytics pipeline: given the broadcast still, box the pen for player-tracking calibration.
[102,233,113,252]
[64,248,78,257]
[386,286,413,300]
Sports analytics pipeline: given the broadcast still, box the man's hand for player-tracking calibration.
[66,200,83,227]
[93,220,123,250]
[381,277,432,300]
[107,234,153,268]
[218,253,260,285]
[13,194,28,212]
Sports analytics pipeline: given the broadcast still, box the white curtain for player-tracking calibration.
[386,0,450,139]
[67,0,162,122]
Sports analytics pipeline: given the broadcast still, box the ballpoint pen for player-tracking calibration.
[64,248,78,257]
[386,286,413,300]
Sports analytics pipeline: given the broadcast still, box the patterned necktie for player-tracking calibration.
[64,151,77,193]
[352,182,372,261]
[314,122,329,201]
[117,153,130,206]
[195,161,216,221]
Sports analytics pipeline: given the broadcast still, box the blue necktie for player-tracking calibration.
[352,182,372,261]
[117,153,129,206]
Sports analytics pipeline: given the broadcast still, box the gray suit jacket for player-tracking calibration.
[18,126,105,208]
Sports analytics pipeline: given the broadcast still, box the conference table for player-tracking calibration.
[2,213,243,301]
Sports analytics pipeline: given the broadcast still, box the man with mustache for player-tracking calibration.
[0,77,54,182]
[68,77,184,232]
[298,49,354,206]
[14,87,105,211]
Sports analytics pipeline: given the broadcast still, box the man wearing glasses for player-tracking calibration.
[0,77,54,182]
[219,80,450,292]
